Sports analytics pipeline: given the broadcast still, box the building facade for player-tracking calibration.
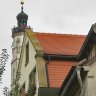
[11,1,96,96]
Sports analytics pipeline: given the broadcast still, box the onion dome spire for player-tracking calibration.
[21,0,24,12]
[16,0,28,29]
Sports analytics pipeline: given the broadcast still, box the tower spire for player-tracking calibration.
[16,0,28,29]
[21,0,24,12]
[12,0,28,36]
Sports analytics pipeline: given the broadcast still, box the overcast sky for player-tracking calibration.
[0,0,96,95]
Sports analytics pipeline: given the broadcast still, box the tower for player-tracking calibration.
[11,1,28,85]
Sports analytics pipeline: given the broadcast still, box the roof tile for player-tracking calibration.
[35,32,86,55]
[47,61,77,88]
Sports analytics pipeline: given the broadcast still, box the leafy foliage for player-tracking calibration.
[27,68,36,96]
[27,83,36,96]
[0,49,9,84]
[11,82,20,96]
[10,72,21,96]
[3,86,10,96]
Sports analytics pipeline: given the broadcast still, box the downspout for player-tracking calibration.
[60,69,77,96]
[76,66,83,88]
[76,66,86,96]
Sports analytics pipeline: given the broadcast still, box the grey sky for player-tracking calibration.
[0,0,96,95]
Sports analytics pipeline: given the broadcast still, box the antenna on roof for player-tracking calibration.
[21,0,24,12]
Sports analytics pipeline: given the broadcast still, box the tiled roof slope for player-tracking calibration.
[35,32,85,88]
[47,61,77,88]
[35,33,86,55]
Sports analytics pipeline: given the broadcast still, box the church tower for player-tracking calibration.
[11,1,28,85]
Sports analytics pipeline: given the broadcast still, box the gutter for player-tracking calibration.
[44,54,77,60]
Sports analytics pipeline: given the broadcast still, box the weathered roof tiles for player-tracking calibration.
[35,32,86,55]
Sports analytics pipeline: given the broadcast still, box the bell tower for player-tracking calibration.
[11,1,28,85]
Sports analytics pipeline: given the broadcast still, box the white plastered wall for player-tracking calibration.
[18,32,39,92]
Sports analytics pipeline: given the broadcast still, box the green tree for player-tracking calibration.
[0,49,9,84]
[11,82,20,96]
[10,72,21,96]
[3,86,10,96]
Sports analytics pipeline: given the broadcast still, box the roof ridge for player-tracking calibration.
[35,32,86,37]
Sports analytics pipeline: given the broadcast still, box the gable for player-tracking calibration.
[78,23,96,59]
[26,29,44,56]
[18,31,37,92]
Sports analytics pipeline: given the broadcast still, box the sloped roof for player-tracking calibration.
[35,32,85,88]
[26,30,86,88]
[47,60,77,88]
[35,33,86,55]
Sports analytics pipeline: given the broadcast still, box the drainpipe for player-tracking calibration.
[76,66,83,89]
[76,66,87,96]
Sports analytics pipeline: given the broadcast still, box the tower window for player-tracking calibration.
[23,19,26,24]
[25,42,29,66]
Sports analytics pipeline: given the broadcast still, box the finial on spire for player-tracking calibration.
[21,0,24,12]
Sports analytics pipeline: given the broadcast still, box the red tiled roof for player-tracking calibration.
[35,33,86,55]
[47,61,77,88]
[34,32,85,88]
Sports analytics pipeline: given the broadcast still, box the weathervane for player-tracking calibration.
[21,0,24,12]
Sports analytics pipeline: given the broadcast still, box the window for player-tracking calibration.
[23,19,26,25]
[16,38,20,44]
[22,83,25,90]
[25,42,29,66]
